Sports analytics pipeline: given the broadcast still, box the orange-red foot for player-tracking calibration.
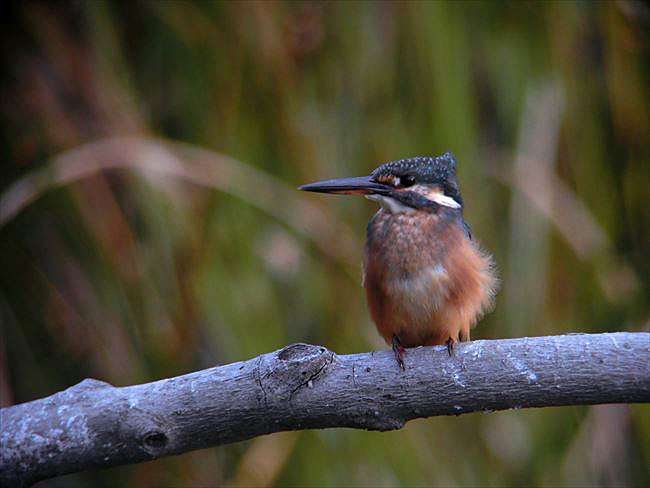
[446,337,456,356]
[392,334,406,371]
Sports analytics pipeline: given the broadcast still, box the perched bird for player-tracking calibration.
[299,153,498,369]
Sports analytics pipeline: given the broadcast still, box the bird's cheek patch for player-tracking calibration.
[413,185,461,209]
[431,193,461,208]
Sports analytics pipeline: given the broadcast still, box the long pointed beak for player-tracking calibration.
[298,175,391,195]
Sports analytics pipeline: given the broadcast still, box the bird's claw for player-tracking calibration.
[446,337,456,357]
[392,334,406,371]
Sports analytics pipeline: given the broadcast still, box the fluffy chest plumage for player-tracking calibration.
[362,208,496,347]
[363,209,458,290]
[363,209,457,320]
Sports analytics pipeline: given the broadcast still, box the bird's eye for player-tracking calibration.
[401,175,416,187]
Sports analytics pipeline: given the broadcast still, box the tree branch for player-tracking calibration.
[2,332,649,486]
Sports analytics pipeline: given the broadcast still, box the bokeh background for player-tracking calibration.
[1,1,648,486]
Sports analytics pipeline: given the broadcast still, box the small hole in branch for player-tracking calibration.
[143,431,168,449]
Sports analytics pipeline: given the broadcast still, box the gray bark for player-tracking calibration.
[1,332,649,486]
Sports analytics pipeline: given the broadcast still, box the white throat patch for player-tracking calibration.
[365,188,461,213]
[365,194,415,214]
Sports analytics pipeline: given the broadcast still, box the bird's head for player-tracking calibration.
[299,152,462,213]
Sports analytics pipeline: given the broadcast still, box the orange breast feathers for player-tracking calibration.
[362,209,498,348]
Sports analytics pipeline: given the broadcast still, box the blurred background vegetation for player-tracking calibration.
[1,1,648,486]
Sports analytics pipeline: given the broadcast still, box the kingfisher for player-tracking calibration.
[299,152,498,369]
